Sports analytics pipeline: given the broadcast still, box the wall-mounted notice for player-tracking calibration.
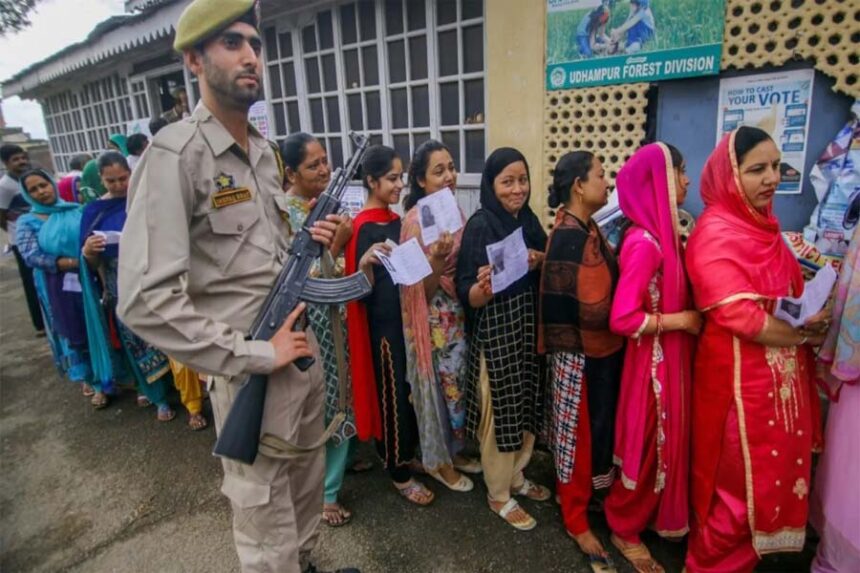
[716,69,815,194]
[248,101,270,139]
[546,0,725,89]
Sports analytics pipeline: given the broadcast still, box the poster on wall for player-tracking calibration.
[248,100,269,139]
[126,118,152,137]
[716,69,815,194]
[545,0,725,90]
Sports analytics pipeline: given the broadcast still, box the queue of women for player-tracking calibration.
[16,124,858,573]
[15,139,209,431]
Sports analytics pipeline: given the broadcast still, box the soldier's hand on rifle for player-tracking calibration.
[308,215,341,248]
[358,242,393,285]
[330,213,353,257]
[270,303,313,371]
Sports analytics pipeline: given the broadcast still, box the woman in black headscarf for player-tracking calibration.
[456,147,549,531]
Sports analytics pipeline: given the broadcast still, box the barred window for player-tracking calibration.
[263,0,485,177]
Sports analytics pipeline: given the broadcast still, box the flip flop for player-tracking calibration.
[394,479,434,506]
[136,394,152,408]
[157,404,176,422]
[428,469,474,492]
[610,534,665,573]
[566,530,618,573]
[91,392,109,409]
[188,413,208,431]
[322,503,353,527]
[490,497,537,531]
[81,384,95,397]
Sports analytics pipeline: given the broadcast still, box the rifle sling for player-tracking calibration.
[258,250,351,458]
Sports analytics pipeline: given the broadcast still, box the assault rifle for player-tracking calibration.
[213,131,372,465]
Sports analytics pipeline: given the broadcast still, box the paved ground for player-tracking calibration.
[0,255,817,572]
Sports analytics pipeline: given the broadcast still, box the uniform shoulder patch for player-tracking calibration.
[151,121,197,154]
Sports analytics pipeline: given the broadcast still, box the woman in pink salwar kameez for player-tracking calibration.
[603,143,701,573]
[811,225,860,573]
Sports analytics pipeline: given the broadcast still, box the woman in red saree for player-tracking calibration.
[604,143,701,573]
[684,126,826,572]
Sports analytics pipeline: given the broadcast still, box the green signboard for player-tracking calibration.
[546,0,726,90]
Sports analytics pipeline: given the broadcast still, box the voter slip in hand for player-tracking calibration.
[774,264,838,328]
[93,230,123,245]
[486,227,529,294]
[375,238,433,286]
[416,187,463,245]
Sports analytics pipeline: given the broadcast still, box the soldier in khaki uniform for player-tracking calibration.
[117,1,360,572]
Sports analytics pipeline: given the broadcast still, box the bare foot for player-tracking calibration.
[570,529,608,558]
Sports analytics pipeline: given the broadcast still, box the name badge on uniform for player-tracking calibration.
[211,172,252,209]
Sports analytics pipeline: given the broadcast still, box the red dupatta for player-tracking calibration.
[687,132,802,310]
[345,207,400,441]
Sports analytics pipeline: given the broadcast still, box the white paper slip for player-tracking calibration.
[62,272,82,293]
[486,227,529,294]
[93,230,122,245]
[774,264,838,328]
[416,187,463,245]
[375,237,433,286]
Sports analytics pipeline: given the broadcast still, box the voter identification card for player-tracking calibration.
[416,187,463,245]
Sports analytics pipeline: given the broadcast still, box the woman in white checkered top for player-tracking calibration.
[455,147,550,531]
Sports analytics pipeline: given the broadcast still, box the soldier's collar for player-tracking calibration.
[194,101,266,162]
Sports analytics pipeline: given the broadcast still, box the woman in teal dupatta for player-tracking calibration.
[80,152,175,421]
[15,169,97,400]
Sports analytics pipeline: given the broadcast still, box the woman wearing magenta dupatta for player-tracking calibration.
[603,143,701,572]
[346,145,434,506]
[685,127,826,572]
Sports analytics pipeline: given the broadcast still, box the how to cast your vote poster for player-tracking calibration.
[716,69,815,194]
[545,0,725,89]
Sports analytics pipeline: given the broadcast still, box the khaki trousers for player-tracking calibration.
[209,360,325,573]
[477,355,536,503]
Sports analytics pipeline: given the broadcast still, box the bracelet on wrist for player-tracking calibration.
[798,335,808,346]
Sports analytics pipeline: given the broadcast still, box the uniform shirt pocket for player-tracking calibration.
[205,201,272,273]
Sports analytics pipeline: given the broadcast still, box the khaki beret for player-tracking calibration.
[173,0,257,51]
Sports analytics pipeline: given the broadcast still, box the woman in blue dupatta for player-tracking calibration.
[15,168,97,401]
[80,152,175,421]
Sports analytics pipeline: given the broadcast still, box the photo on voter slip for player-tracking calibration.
[416,187,463,245]
[486,227,529,294]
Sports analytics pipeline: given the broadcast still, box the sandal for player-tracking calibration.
[428,469,474,492]
[136,394,152,408]
[81,384,95,397]
[489,497,537,531]
[567,530,617,573]
[394,479,434,506]
[188,413,208,431]
[322,502,353,527]
[610,534,665,573]
[91,392,109,409]
[347,460,374,473]
[453,456,482,475]
[157,404,176,422]
[511,478,552,501]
